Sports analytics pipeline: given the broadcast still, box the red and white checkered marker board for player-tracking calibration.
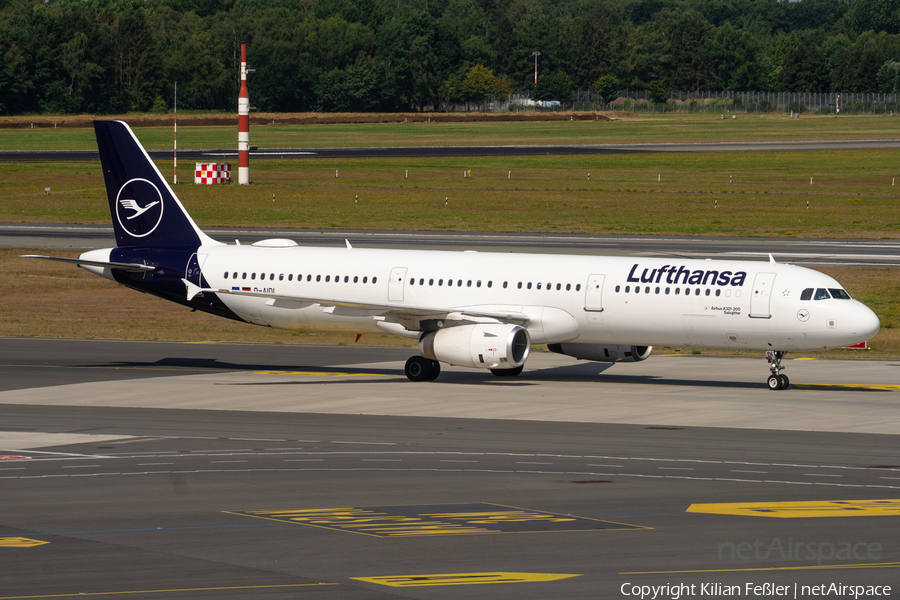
[194,163,231,185]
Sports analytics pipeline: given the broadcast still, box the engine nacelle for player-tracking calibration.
[547,343,652,363]
[420,324,530,369]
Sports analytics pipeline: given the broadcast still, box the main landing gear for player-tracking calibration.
[490,366,524,377]
[766,351,790,390]
[405,356,441,382]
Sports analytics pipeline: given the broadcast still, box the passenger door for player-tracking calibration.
[584,274,605,323]
[389,267,407,302]
[749,272,776,318]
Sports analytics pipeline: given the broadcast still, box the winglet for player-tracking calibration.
[768,253,776,263]
[345,239,353,249]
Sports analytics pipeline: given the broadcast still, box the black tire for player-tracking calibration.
[426,360,441,381]
[405,356,431,382]
[778,374,790,390]
[491,365,524,377]
[767,374,781,390]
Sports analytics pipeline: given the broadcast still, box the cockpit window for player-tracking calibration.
[800,288,813,301]
[829,288,851,300]
[814,288,831,300]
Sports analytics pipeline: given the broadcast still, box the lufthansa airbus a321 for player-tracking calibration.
[26,121,880,390]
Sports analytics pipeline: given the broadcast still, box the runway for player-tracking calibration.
[2,138,900,161]
[5,223,900,267]
[1,338,898,599]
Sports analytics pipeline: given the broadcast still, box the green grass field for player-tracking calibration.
[3,150,899,238]
[2,113,900,150]
[1,113,897,355]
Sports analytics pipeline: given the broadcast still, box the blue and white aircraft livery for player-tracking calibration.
[27,121,880,390]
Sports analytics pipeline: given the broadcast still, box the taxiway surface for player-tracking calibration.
[1,338,898,599]
[5,223,900,267]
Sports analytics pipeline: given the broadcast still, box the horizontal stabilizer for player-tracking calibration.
[22,255,155,272]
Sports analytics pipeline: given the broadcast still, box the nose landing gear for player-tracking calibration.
[765,351,790,390]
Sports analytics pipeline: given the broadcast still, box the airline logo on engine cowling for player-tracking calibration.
[627,264,747,286]
[115,178,164,238]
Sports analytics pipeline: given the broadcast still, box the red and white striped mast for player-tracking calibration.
[238,44,250,185]
[173,81,178,184]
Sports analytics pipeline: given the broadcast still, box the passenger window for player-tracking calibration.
[814,288,830,300]
[270,274,275,281]
[363,276,367,283]
[307,275,312,282]
[655,287,660,294]
[537,283,542,290]
[665,287,670,295]
[705,289,710,296]
[457,280,462,286]
[625,286,630,292]
[645,286,650,293]
[616,285,620,292]
[487,281,492,288]
[576,284,581,291]
[242,273,247,279]
[546,283,551,289]
[694,288,699,295]
[278,274,283,281]
[344,276,349,283]
[325,275,331,282]
[527,282,532,289]
[715,289,721,296]
[675,288,680,295]
[517,282,522,289]
[477,280,481,288]
[410,278,414,285]
[566,283,571,291]
[635,286,640,294]
[829,288,851,300]
[372,277,377,283]
[233,272,238,279]
[556,283,561,291]
[467,280,472,287]
[419,278,424,285]
[429,279,434,286]
[447,279,452,287]
[224,272,229,279]
[503,281,508,289]
[353,276,358,283]
[439,279,443,286]
[251,273,256,280]
[800,288,813,301]
[316,275,321,282]
[288,274,293,281]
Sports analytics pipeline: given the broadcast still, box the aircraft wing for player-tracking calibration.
[23,255,156,272]
[181,279,530,325]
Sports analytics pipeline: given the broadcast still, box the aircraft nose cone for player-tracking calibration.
[856,305,881,341]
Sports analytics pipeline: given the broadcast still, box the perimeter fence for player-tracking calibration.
[441,91,900,115]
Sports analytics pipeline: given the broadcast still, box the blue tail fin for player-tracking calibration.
[94,120,219,250]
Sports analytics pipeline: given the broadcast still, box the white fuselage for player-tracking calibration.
[179,243,878,352]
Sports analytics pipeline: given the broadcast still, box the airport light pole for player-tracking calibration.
[532,51,540,84]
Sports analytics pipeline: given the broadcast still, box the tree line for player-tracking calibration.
[2,0,900,115]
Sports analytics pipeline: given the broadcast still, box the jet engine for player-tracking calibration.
[420,324,530,369]
[547,343,652,363]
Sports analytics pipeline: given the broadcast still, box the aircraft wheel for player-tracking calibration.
[778,374,790,390]
[490,365,524,377]
[405,356,432,382]
[426,360,441,381]
[767,374,781,390]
